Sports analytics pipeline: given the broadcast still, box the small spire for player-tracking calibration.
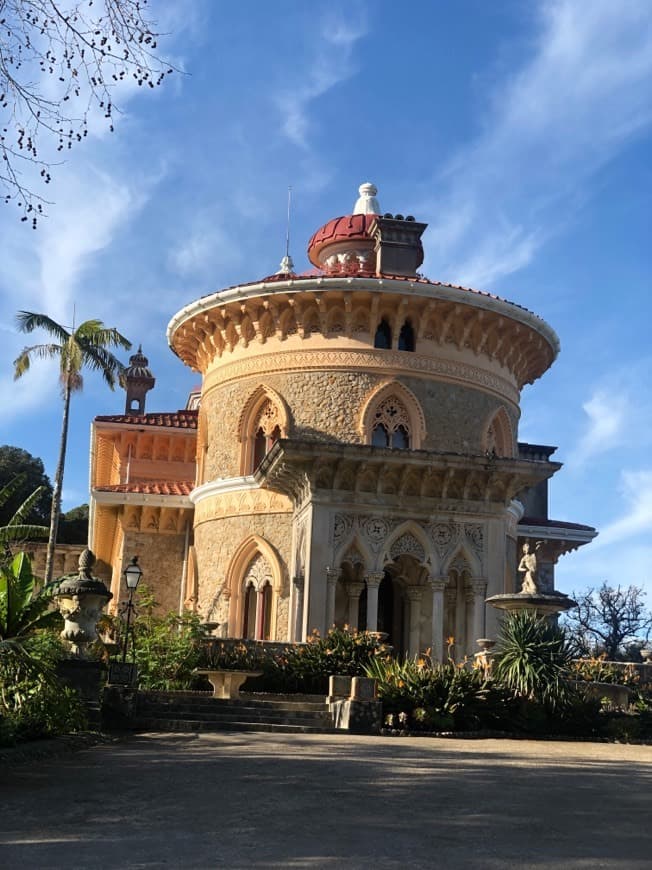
[276,186,295,274]
[276,253,295,274]
[353,182,380,215]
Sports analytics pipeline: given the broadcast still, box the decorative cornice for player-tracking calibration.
[190,476,258,505]
[92,489,192,509]
[203,348,520,406]
[168,276,558,389]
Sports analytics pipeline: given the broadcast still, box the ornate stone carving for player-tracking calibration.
[333,513,354,548]
[390,533,425,563]
[465,524,484,556]
[361,516,390,545]
[244,553,274,592]
[204,348,519,405]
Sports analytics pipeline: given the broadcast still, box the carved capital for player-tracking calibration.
[471,578,488,598]
[325,567,342,586]
[405,586,424,603]
[292,573,305,590]
[364,571,385,589]
[428,576,448,594]
[346,581,365,600]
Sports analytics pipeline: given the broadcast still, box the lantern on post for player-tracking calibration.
[121,556,143,664]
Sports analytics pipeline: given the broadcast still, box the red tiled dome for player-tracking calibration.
[307,213,379,268]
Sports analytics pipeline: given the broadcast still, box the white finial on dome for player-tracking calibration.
[353,182,380,215]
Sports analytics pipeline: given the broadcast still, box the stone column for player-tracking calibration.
[406,587,424,657]
[471,579,487,651]
[325,567,341,630]
[364,572,384,633]
[292,573,304,642]
[428,577,447,663]
[464,586,475,658]
[346,582,364,630]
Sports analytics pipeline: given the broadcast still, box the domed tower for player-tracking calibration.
[123,346,155,415]
[168,183,562,658]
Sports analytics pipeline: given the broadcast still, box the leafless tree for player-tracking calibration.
[1,0,172,224]
[563,583,652,661]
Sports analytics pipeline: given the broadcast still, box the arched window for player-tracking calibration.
[398,319,415,352]
[239,386,289,476]
[484,407,514,458]
[240,554,275,641]
[250,401,282,472]
[371,396,411,449]
[374,318,392,349]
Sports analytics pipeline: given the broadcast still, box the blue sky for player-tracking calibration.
[1,0,650,598]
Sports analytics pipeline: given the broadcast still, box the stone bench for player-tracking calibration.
[194,669,262,700]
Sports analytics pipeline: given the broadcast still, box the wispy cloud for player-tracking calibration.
[276,9,368,148]
[422,0,652,287]
[568,360,652,466]
[35,166,144,321]
[570,389,630,465]
[593,470,652,549]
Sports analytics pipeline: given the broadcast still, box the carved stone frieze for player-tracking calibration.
[204,348,519,405]
[194,488,292,524]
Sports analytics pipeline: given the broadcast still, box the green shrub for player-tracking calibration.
[493,611,574,712]
[131,604,205,691]
[201,627,389,694]
[0,632,86,745]
[365,655,514,732]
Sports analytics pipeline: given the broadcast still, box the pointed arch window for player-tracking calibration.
[374,319,392,349]
[240,554,274,641]
[246,398,283,472]
[371,396,411,449]
[398,319,415,352]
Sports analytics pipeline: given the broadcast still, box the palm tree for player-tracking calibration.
[13,312,131,583]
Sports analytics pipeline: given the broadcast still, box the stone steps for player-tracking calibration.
[135,717,337,735]
[132,691,337,735]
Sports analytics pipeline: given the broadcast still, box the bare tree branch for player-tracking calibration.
[0,0,174,225]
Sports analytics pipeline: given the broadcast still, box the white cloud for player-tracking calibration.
[35,167,142,321]
[570,388,629,465]
[568,361,652,466]
[594,471,652,549]
[276,11,368,148]
[421,0,652,287]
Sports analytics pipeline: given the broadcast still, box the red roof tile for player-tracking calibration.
[95,410,198,429]
[95,481,194,496]
[307,213,379,267]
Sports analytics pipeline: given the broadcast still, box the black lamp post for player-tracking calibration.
[121,556,143,664]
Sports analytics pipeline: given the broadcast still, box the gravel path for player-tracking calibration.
[2,732,651,869]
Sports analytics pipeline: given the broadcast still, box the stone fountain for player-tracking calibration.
[486,540,576,617]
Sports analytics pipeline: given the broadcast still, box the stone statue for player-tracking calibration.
[518,541,541,595]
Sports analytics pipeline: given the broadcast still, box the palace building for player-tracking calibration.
[89,183,596,660]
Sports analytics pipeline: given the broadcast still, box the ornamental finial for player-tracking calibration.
[353,182,380,215]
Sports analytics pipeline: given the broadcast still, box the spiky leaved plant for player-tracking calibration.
[493,610,574,711]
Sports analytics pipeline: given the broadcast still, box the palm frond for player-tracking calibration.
[15,312,70,344]
[81,343,128,389]
[13,344,62,379]
[80,323,131,352]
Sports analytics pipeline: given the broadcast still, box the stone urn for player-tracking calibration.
[55,549,113,658]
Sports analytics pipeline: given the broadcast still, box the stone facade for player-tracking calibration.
[90,182,595,658]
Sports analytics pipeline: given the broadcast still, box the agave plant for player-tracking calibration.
[493,610,574,711]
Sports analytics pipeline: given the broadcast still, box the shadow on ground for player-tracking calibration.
[2,733,651,869]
